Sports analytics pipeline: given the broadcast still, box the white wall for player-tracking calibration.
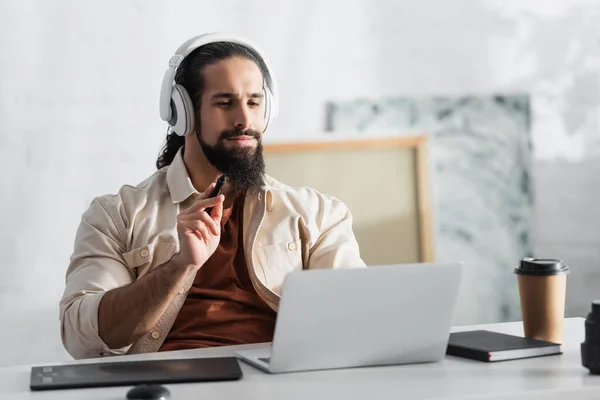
[0,0,598,367]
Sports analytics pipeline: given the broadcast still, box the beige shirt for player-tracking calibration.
[59,148,366,359]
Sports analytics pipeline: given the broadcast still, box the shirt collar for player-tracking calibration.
[166,147,199,204]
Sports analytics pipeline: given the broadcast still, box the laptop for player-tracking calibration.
[236,261,463,373]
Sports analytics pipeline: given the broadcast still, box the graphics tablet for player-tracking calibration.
[30,356,242,391]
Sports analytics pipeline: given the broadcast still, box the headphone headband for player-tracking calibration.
[159,32,279,131]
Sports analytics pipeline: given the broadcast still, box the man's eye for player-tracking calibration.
[216,102,231,107]
[248,102,260,107]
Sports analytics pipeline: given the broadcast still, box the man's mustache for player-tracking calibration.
[218,128,261,141]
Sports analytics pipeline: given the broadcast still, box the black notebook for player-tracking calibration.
[446,330,562,362]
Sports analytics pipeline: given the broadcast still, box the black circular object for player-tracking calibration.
[514,258,569,276]
[126,384,170,400]
[581,300,600,374]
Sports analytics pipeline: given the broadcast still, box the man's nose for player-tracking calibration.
[233,105,251,130]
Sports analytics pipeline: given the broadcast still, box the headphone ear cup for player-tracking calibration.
[170,84,195,136]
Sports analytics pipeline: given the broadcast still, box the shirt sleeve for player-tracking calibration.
[59,197,135,359]
[308,196,367,270]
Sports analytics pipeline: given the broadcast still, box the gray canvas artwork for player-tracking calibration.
[326,95,533,325]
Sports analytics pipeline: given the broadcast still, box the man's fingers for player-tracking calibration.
[198,182,216,200]
[199,211,220,236]
[180,182,217,214]
[180,194,224,215]
[178,211,220,236]
[209,196,224,222]
[179,220,211,240]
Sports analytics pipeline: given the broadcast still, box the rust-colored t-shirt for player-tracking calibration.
[159,197,277,351]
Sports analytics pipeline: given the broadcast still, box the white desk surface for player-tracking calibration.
[2,317,599,399]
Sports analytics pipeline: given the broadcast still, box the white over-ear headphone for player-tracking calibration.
[159,32,279,137]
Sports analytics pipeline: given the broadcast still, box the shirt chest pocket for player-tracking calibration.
[122,241,177,277]
[256,239,304,290]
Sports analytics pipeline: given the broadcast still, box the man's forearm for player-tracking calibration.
[98,258,195,349]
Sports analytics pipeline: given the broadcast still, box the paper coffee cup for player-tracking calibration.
[514,258,569,344]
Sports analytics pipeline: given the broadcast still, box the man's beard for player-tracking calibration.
[197,128,266,197]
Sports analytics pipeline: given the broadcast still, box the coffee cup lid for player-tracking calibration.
[514,258,569,276]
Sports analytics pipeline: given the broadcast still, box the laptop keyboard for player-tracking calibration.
[258,357,271,364]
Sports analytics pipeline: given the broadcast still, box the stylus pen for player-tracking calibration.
[205,174,226,215]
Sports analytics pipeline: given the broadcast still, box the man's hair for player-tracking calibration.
[155,41,268,169]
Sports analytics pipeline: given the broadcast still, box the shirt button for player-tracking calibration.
[178,287,185,294]
[140,248,149,258]
[151,331,160,340]
[288,242,297,251]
